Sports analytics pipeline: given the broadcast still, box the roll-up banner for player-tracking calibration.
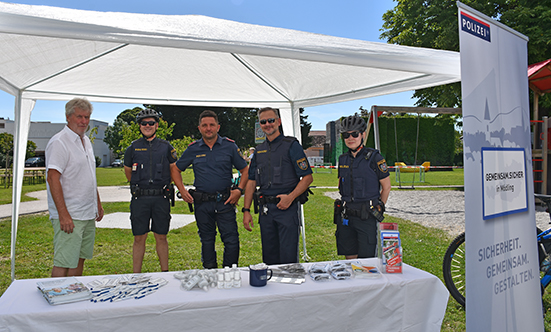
[457,2,543,330]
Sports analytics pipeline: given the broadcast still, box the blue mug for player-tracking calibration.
[249,267,272,287]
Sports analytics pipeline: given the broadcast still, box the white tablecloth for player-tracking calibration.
[0,259,449,332]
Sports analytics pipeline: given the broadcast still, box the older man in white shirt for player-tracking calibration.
[46,98,104,278]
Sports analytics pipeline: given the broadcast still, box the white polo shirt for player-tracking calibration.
[46,125,98,220]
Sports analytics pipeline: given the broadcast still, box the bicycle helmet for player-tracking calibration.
[340,113,367,133]
[136,108,160,123]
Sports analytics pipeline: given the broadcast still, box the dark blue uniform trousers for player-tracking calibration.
[259,202,300,265]
[194,201,239,268]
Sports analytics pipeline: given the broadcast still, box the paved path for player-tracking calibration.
[1,186,196,230]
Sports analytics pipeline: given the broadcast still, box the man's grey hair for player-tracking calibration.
[258,107,279,118]
[65,98,93,117]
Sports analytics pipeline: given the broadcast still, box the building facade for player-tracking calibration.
[0,118,113,167]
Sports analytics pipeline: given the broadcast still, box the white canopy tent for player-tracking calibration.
[0,2,460,280]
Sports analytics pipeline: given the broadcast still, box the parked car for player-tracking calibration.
[25,156,45,167]
[111,159,123,167]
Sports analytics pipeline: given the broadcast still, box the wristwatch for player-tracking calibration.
[242,207,251,213]
[235,187,244,193]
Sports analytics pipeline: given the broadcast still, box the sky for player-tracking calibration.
[0,0,418,130]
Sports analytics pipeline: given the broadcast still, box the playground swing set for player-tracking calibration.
[365,105,462,189]
[392,114,427,189]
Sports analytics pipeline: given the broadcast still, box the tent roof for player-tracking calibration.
[0,2,460,109]
[528,58,551,95]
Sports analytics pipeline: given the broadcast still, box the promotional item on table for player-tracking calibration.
[378,222,403,273]
[249,263,272,287]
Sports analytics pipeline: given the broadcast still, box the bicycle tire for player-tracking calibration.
[443,232,466,308]
[443,227,546,308]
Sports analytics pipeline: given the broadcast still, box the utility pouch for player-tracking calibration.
[187,188,196,213]
[370,204,385,222]
[333,199,343,224]
[130,184,140,199]
[298,188,314,204]
[163,184,175,207]
[253,190,261,214]
[360,203,370,220]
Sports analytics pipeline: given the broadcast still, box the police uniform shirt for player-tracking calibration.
[176,135,247,194]
[124,137,177,189]
[248,134,312,195]
[338,147,389,202]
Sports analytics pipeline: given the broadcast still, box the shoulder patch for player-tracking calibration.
[377,159,388,173]
[297,157,309,170]
[171,148,177,160]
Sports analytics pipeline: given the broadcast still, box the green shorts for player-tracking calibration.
[51,218,96,269]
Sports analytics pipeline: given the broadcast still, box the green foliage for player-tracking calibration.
[0,132,37,168]
[380,0,551,108]
[87,126,98,144]
[117,119,176,155]
[170,137,195,158]
[364,115,456,166]
[147,105,312,150]
[104,118,129,156]
[104,107,144,157]
[300,108,313,149]
[149,105,255,147]
[106,106,313,156]
[117,107,143,124]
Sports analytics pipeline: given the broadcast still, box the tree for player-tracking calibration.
[0,132,37,168]
[117,119,176,156]
[117,107,144,124]
[104,107,144,156]
[151,105,313,149]
[380,0,551,108]
[300,108,313,149]
[104,118,130,156]
[149,105,257,148]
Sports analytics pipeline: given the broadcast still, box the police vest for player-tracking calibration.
[254,136,299,194]
[338,147,381,203]
[129,137,172,189]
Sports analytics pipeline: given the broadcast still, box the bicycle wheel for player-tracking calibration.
[443,232,465,307]
[443,227,546,307]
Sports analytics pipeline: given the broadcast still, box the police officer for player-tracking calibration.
[336,113,391,259]
[124,108,178,273]
[242,107,313,265]
[171,110,249,269]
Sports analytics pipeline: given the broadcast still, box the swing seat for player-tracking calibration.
[394,161,430,173]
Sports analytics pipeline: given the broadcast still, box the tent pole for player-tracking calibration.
[10,93,34,281]
[372,106,381,150]
[286,103,310,261]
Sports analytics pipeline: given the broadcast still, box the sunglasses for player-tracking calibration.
[140,121,157,126]
[342,131,361,139]
[259,118,277,125]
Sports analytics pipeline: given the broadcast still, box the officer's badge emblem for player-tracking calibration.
[297,157,309,170]
[378,160,388,173]
[171,149,177,160]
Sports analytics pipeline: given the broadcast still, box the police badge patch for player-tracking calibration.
[297,157,309,170]
[171,149,177,160]
[378,159,388,173]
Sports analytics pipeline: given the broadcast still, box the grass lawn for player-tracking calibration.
[4,166,544,332]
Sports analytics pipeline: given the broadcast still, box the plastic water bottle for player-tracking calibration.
[224,267,232,289]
